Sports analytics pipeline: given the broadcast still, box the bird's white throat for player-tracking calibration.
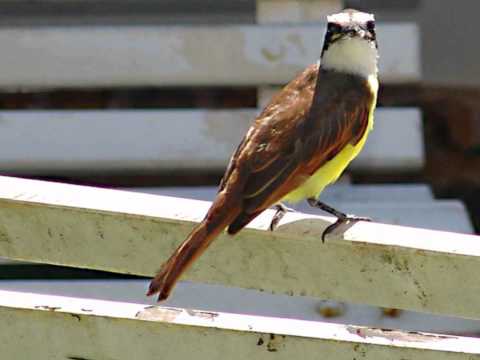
[321,37,378,79]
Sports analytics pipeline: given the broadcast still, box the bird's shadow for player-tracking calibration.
[250,208,362,241]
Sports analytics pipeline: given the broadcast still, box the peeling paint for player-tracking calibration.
[135,306,182,322]
[185,309,219,320]
[261,46,286,62]
[347,326,455,343]
[70,313,81,321]
[317,301,346,318]
[266,333,284,352]
[34,305,61,311]
[286,33,307,55]
[381,308,403,318]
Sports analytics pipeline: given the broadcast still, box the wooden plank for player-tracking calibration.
[1,184,438,266]
[0,1,254,27]
[0,176,479,318]
[0,184,468,267]
[126,186,472,233]
[256,0,342,23]
[0,24,419,89]
[0,290,479,359]
[4,184,461,267]
[0,108,423,173]
[295,201,472,233]
[130,184,435,203]
[2,279,480,336]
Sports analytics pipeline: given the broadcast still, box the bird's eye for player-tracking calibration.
[366,20,375,32]
[327,22,341,33]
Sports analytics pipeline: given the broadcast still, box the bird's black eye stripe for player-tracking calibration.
[327,22,341,33]
[366,20,375,31]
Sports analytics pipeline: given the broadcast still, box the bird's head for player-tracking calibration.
[320,9,378,79]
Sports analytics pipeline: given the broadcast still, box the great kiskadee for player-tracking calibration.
[148,9,379,301]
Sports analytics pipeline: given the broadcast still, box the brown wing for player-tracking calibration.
[219,64,317,192]
[220,65,373,233]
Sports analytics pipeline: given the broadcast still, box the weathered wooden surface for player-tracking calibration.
[0,290,479,360]
[128,185,473,233]
[0,108,423,173]
[0,24,419,88]
[2,279,480,335]
[256,0,341,23]
[134,184,435,203]
[0,176,479,318]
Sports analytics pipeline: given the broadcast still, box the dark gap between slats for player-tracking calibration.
[0,87,258,110]
[0,264,146,280]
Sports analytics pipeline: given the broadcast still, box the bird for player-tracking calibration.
[147,9,379,301]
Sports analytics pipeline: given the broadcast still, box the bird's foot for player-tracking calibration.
[269,203,296,231]
[321,214,371,242]
[306,198,371,242]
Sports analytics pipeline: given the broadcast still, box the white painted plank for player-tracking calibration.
[0,176,479,318]
[0,108,423,173]
[296,202,472,233]
[0,24,419,89]
[358,108,424,171]
[2,279,480,336]
[4,184,463,267]
[0,290,479,359]
[131,184,435,203]
[127,186,472,233]
[1,184,440,266]
[256,0,342,23]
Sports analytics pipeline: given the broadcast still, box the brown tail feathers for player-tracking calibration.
[147,192,240,301]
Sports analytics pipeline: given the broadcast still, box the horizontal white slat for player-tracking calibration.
[127,186,472,233]
[0,184,448,266]
[2,279,480,335]
[256,0,342,23]
[0,176,479,318]
[133,184,435,203]
[0,290,479,359]
[0,24,419,89]
[0,108,423,173]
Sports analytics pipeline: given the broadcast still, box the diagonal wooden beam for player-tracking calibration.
[0,176,479,318]
[0,290,479,359]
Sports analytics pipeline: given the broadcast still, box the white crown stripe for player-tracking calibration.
[327,11,374,25]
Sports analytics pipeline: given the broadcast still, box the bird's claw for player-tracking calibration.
[269,213,282,231]
[321,215,371,242]
[269,204,296,231]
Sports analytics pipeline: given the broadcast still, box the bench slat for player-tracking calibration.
[0,290,479,359]
[0,108,423,173]
[127,186,472,233]
[2,279,480,335]
[0,176,479,318]
[132,184,435,203]
[256,0,342,23]
[0,24,419,89]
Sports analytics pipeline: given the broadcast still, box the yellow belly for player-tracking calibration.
[282,76,378,204]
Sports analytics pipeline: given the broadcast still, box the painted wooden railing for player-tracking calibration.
[0,175,479,359]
